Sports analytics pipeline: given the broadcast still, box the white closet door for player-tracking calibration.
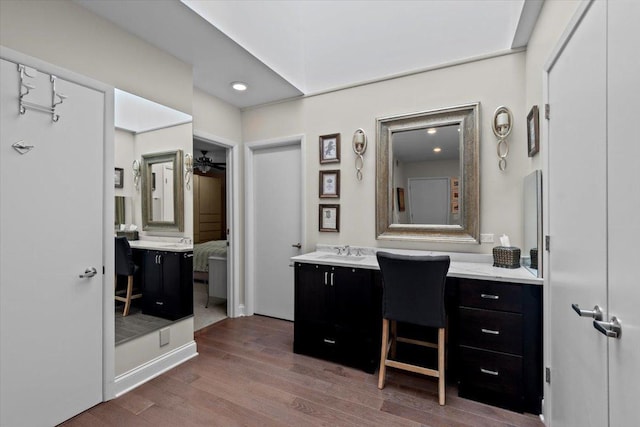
[408,177,449,224]
[253,143,301,321]
[0,58,104,426]
[607,1,640,425]
[548,1,609,425]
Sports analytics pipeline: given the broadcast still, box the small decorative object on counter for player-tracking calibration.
[493,246,521,268]
[116,230,139,240]
[530,248,538,269]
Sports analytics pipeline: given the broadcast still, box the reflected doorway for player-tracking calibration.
[192,137,230,330]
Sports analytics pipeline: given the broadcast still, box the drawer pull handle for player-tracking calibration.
[481,328,500,335]
[155,301,164,306]
[480,368,499,376]
[481,293,500,300]
[323,338,336,345]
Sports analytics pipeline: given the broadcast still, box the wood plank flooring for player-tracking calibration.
[62,315,543,427]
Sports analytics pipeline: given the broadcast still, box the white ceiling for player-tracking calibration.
[76,0,542,110]
[114,89,192,133]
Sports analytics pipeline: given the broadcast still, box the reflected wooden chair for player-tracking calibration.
[114,236,141,316]
[376,251,450,405]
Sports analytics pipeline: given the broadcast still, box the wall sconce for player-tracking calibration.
[352,128,367,180]
[132,159,141,191]
[184,153,193,190]
[492,106,513,171]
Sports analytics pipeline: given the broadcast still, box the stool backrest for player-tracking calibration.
[376,252,450,328]
[115,236,136,276]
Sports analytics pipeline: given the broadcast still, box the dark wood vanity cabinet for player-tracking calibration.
[135,249,193,321]
[453,278,542,413]
[293,262,382,373]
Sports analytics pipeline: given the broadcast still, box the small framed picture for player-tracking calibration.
[319,204,340,232]
[397,188,405,212]
[319,133,340,164]
[114,167,124,188]
[527,105,540,157]
[319,170,340,198]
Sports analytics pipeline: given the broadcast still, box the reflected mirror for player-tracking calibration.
[523,170,542,277]
[141,150,184,231]
[376,103,479,243]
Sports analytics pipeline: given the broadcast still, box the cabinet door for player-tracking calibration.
[141,250,164,315]
[161,251,182,319]
[295,263,330,325]
[332,267,377,331]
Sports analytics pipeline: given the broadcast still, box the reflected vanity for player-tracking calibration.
[376,103,480,243]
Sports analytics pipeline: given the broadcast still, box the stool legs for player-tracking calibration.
[378,318,389,389]
[377,319,446,405]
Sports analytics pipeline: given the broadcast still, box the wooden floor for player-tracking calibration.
[62,316,543,427]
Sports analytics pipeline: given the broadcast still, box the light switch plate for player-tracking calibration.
[159,327,170,347]
[480,233,494,243]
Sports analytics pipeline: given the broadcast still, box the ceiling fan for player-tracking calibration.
[193,151,225,172]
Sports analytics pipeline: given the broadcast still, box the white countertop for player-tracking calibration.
[128,240,193,253]
[291,247,542,285]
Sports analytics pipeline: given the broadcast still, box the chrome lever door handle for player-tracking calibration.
[594,317,621,339]
[571,303,603,321]
[79,267,97,278]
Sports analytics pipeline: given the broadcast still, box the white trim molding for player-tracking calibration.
[113,341,198,398]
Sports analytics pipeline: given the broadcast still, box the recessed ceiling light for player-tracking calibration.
[231,81,248,91]
[433,147,442,153]
[427,128,437,134]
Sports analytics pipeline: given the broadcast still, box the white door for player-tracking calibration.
[606,1,640,424]
[408,177,449,224]
[252,143,301,320]
[548,1,639,426]
[0,58,104,426]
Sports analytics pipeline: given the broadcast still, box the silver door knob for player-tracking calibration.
[571,303,603,321]
[79,267,97,278]
[594,316,622,339]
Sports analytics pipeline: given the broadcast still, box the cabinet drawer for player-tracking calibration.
[458,279,522,312]
[293,322,339,359]
[458,307,523,355]
[459,346,523,397]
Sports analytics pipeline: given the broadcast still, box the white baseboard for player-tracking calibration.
[113,341,198,398]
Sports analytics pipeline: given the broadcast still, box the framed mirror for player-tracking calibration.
[141,150,184,232]
[376,103,480,243]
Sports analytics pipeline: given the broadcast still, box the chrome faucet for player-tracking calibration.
[179,237,192,244]
[344,245,351,256]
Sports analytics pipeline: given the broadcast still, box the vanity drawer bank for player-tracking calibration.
[291,249,543,414]
[128,240,194,321]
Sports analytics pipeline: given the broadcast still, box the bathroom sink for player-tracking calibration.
[318,254,366,262]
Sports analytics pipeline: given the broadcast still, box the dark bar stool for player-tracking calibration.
[376,251,450,405]
[114,236,142,316]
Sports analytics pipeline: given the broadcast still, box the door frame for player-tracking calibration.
[244,135,306,317]
[541,1,595,423]
[0,46,116,400]
[193,130,241,318]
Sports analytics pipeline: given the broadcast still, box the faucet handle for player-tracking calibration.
[335,246,343,255]
[344,245,351,256]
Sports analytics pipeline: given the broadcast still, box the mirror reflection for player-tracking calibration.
[523,170,542,277]
[376,103,480,243]
[150,161,175,222]
[392,123,461,225]
[141,150,184,231]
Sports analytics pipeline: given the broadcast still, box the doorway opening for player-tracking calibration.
[192,137,231,330]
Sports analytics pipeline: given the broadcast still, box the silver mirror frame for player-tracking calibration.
[141,149,184,232]
[376,103,480,243]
